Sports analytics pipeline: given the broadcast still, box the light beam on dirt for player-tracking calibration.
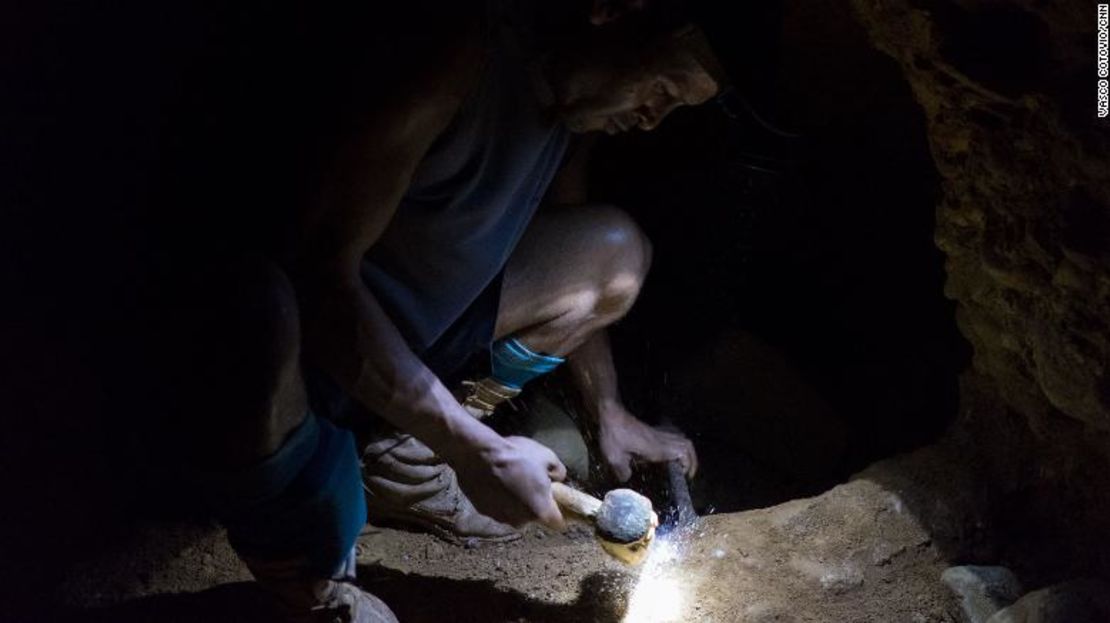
[621,534,691,623]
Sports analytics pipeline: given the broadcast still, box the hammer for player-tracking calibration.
[460,388,658,564]
[551,483,658,565]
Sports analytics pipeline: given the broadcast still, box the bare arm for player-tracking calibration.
[546,140,698,481]
[568,331,697,481]
[293,21,564,527]
[294,25,484,458]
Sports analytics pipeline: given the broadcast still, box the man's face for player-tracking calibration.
[549,27,721,135]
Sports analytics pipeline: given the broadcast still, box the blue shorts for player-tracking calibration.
[199,415,367,576]
[419,271,502,384]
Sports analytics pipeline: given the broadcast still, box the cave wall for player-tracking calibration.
[850,0,1110,437]
[847,0,1110,579]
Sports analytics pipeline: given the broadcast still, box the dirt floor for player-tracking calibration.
[57,468,962,623]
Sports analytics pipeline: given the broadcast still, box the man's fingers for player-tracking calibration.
[548,458,567,482]
[663,438,698,479]
[611,455,633,482]
[534,442,567,482]
[534,489,566,531]
[660,431,688,443]
[660,433,698,479]
[676,447,696,479]
[686,440,699,478]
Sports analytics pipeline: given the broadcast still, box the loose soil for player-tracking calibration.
[58,466,962,622]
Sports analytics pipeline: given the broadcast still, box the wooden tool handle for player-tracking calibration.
[551,482,602,519]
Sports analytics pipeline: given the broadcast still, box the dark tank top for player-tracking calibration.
[360,11,569,354]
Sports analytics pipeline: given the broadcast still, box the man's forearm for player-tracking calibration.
[299,277,499,460]
[566,330,623,424]
[568,329,699,480]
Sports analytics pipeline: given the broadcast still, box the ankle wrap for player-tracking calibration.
[490,338,564,390]
[462,377,522,417]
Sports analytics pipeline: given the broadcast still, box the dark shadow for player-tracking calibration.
[361,565,633,623]
[62,583,274,623]
[859,378,1110,588]
[593,0,968,514]
[61,568,634,623]
[930,2,1051,98]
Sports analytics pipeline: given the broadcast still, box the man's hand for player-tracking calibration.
[598,402,698,482]
[449,435,568,530]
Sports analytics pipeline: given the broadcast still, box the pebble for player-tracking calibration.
[819,566,864,594]
[941,565,1022,623]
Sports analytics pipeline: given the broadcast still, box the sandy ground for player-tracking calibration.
[356,478,960,622]
[56,470,962,622]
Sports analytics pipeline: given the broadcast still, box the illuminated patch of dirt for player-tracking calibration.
[61,458,960,622]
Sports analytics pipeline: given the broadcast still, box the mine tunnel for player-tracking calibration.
[3,0,1109,622]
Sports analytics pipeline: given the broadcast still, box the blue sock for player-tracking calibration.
[490,337,565,390]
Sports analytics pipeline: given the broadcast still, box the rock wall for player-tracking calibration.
[849,0,1110,436]
[847,0,1110,581]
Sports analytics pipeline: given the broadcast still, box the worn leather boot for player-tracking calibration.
[361,430,520,544]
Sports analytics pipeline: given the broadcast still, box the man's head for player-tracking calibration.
[542,5,725,135]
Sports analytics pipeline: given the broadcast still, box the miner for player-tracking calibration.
[164,1,725,620]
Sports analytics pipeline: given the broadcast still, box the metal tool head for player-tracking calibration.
[594,489,659,565]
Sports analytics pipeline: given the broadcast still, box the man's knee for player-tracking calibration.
[589,205,652,317]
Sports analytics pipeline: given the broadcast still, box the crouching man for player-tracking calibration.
[166,1,725,620]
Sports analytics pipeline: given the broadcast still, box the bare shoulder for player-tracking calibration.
[294,4,488,274]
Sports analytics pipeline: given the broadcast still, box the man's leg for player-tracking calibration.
[157,257,396,622]
[495,204,652,356]
[460,204,650,416]
[494,204,696,480]
[363,205,684,542]
[361,205,652,542]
